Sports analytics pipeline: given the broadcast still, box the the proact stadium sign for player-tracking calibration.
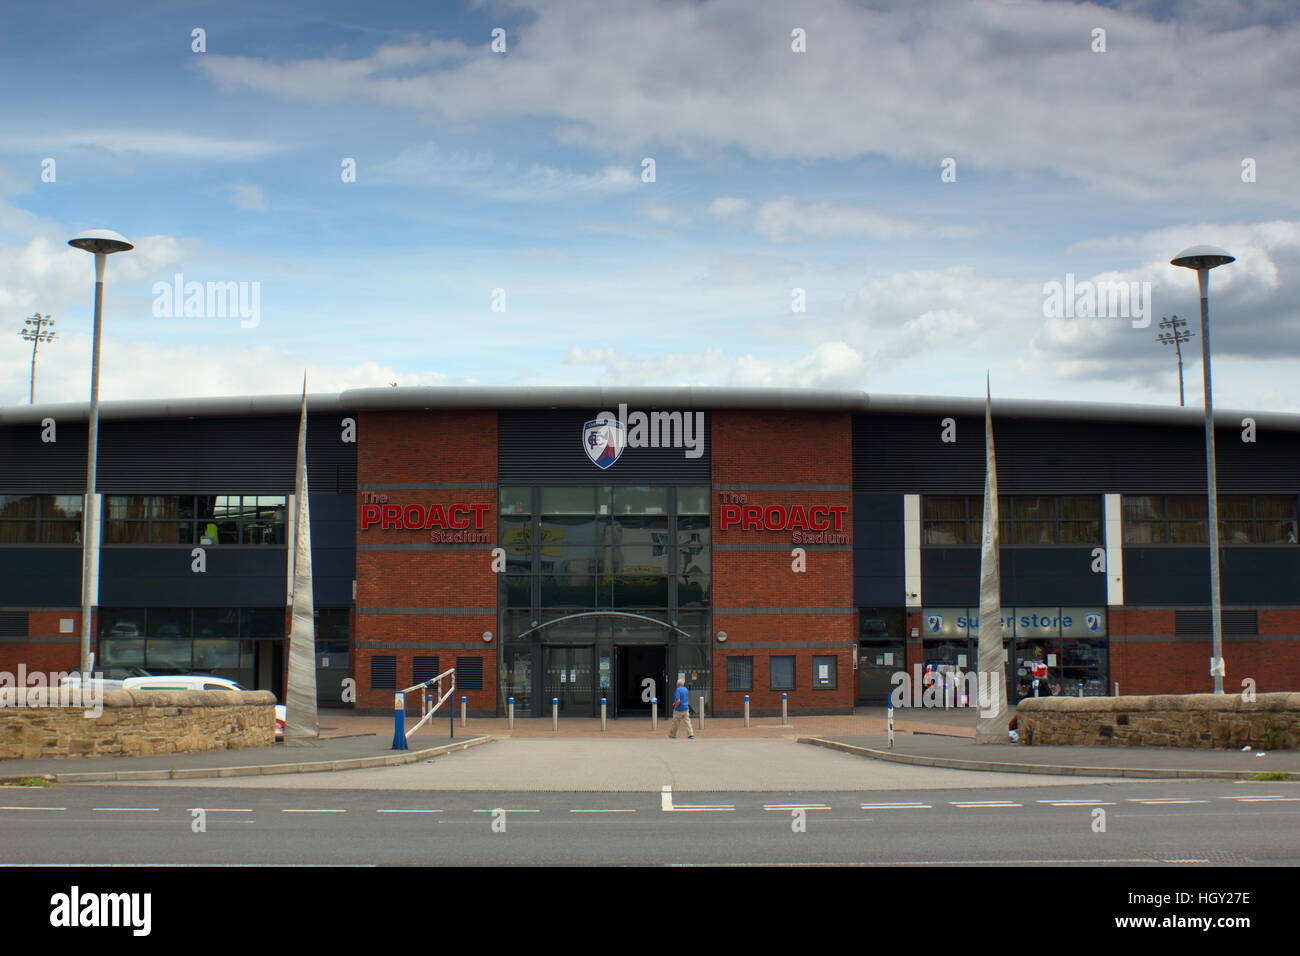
[717,492,849,544]
[359,492,492,543]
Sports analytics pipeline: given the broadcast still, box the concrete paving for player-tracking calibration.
[811,733,1300,779]
[84,737,1130,791]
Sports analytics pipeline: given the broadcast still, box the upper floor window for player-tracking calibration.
[1123,495,1297,545]
[923,495,1101,546]
[0,494,83,544]
[105,495,287,545]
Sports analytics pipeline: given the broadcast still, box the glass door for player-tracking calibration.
[543,646,595,716]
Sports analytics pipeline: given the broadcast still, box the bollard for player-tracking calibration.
[698,695,705,730]
[552,697,559,731]
[651,698,658,731]
[391,692,407,750]
[1077,682,1084,698]
[600,697,607,731]
[461,695,468,726]
[781,692,788,726]
[887,695,895,749]
[743,694,750,728]
[508,696,515,729]
[1113,682,1120,696]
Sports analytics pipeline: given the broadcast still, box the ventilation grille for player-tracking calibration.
[1174,609,1258,636]
[412,656,441,684]
[369,655,397,689]
[455,656,484,691]
[0,611,27,637]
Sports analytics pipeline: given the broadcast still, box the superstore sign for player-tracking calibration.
[717,491,848,544]
[359,492,492,543]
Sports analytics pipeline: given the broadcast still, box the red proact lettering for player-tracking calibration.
[742,505,763,530]
[720,504,741,529]
[381,504,401,529]
[404,505,425,528]
[764,505,786,528]
[786,504,808,529]
[470,503,492,529]
[360,504,380,529]
[447,505,470,530]
[425,504,446,528]
[829,506,847,531]
[808,506,830,531]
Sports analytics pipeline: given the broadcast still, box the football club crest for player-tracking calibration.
[583,415,626,469]
[1085,613,1101,632]
[926,614,943,633]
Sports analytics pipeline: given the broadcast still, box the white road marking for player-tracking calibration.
[660,785,731,812]
[763,804,831,811]
[91,808,159,812]
[376,809,444,813]
[1037,799,1117,806]
[471,809,539,813]
[570,809,637,813]
[0,806,65,811]
[950,801,1022,808]
[1219,796,1300,802]
[281,809,347,813]
[185,808,253,813]
[1127,799,1210,805]
[860,802,931,810]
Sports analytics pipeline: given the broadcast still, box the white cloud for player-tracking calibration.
[708,197,749,217]
[562,341,871,388]
[230,184,267,212]
[25,130,286,161]
[195,0,1300,205]
[371,142,637,200]
[755,197,979,241]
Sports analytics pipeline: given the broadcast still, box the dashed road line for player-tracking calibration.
[763,804,831,811]
[1127,799,1210,805]
[950,801,1022,808]
[91,808,159,812]
[281,809,347,813]
[1037,799,1117,806]
[0,806,65,811]
[570,809,638,813]
[471,809,540,813]
[376,809,444,813]
[860,802,931,810]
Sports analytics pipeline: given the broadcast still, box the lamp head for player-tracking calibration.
[68,229,134,255]
[1170,245,1234,271]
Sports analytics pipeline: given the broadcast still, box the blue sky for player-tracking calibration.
[2,0,1298,409]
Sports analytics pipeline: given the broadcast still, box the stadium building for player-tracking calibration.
[2,386,1299,717]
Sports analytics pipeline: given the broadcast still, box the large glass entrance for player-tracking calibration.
[543,646,595,717]
[615,645,666,715]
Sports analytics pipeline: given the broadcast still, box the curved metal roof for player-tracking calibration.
[1,386,1298,431]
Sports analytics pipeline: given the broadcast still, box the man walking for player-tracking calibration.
[667,677,695,739]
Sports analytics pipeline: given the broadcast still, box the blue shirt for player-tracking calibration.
[674,685,689,712]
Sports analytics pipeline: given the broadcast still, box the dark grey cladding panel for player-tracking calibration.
[854,413,1300,494]
[0,548,81,606]
[922,548,1105,607]
[498,409,710,484]
[1124,546,1300,607]
[0,414,357,494]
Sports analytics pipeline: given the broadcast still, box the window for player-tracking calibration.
[770,656,795,691]
[922,495,1101,546]
[1123,495,1298,544]
[812,656,838,689]
[0,494,83,544]
[726,656,753,692]
[104,495,287,545]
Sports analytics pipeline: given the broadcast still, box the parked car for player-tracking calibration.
[120,675,286,739]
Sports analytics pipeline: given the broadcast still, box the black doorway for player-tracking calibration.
[616,645,666,715]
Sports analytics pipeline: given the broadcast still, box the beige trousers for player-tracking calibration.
[669,709,694,737]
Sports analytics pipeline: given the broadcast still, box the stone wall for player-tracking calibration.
[1017,693,1300,749]
[0,689,276,760]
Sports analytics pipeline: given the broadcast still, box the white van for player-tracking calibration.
[122,675,286,738]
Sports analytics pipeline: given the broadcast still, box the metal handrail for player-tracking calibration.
[391,668,455,750]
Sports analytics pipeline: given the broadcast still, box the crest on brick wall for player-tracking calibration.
[583,416,626,469]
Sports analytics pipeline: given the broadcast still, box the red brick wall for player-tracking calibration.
[711,410,855,715]
[354,410,497,714]
[0,609,86,678]
[1109,608,1300,694]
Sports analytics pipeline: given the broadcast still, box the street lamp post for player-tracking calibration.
[1170,245,1235,695]
[67,229,134,675]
